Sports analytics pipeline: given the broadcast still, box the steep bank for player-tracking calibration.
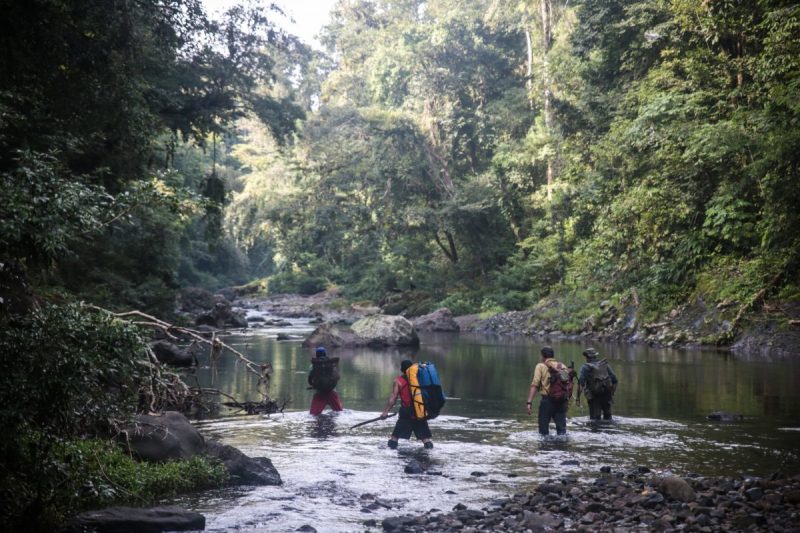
[466,296,800,358]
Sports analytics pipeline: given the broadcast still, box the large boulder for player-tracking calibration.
[351,315,420,347]
[226,311,249,329]
[302,316,420,348]
[176,287,216,314]
[205,440,282,486]
[149,340,193,367]
[216,287,238,302]
[119,412,204,462]
[302,322,370,348]
[65,506,205,532]
[194,295,247,330]
[413,308,459,332]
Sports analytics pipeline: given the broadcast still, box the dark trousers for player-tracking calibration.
[587,394,613,420]
[538,396,567,435]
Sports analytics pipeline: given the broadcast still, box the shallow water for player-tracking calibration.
[176,317,800,532]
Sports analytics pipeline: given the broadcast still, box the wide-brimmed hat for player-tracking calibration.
[582,348,599,359]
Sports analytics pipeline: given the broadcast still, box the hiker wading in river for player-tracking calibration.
[576,347,618,420]
[380,359,434,449]
[308,346,343,415]
[526,346,574,436]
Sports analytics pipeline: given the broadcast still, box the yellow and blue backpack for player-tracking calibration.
[405,362,446,420]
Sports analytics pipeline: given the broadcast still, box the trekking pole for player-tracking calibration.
[349,412,397,430]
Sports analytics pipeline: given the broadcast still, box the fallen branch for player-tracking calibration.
[85,304,271,384]
[85,304,276,415]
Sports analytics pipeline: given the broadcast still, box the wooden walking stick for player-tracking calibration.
[349,412,397,430]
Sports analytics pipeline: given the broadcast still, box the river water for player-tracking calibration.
[176,317,800,532]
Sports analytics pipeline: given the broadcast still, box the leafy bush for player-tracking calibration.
[0,303,145,528]
[268,270,328,295]
[0,303,144,441]
[0,150,107,265]
[437,292,481,316]
[0,436,228,530]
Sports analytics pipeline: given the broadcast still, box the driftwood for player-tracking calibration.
[86,304,280,416]
[222,398,289,415]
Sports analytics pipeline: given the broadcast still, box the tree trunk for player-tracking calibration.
[539,0,555,200]
[433,231,458,263]
[525,30,533,109]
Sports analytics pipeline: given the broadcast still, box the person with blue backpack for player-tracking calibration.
[379,359,445,449]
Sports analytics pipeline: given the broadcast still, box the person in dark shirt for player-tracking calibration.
[576,348,618,420]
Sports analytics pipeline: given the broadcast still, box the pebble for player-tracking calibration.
[380,473,800,532]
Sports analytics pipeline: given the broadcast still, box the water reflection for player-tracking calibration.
[181,327,800,531]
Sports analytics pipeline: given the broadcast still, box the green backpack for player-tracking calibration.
[588,359,613,396]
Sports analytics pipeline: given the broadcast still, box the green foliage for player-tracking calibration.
[437,292,481,316]
[0,304,143,441]
[0,436,228,530]
[268,270,328,296]
[0,303,147,528]
[0,151,108,265]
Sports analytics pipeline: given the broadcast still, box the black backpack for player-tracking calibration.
[310,356,340,392]
[587,359,613,396]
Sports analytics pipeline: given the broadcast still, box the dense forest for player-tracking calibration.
[4,0,798,321]
[1,0,799,527]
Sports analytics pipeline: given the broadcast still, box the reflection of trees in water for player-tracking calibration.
[196,333,800,423]
[349,348,416,375]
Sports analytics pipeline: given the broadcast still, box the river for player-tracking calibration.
[175,317,800,532]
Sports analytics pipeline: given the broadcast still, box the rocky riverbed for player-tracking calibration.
[380,469,800,532]
[179,285,800,358]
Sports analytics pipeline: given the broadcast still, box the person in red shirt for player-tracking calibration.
[380,359,433,449]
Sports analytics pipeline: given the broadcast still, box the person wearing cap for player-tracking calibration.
[526,346,570,435]
[379,359,434,449]
[308,346,343,415]
[576,347,618,420]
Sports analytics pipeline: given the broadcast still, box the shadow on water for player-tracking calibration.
[176,326,800,532]
[309,412,339,440]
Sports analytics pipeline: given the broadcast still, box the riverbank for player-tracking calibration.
[464,297,800,359]
[380,469,800,532]
[221,288,800,358]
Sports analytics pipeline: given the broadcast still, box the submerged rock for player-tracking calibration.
[204,440,282,486]
[708,411,744,421]
[65,505,205,532]
[404,460,425,474]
